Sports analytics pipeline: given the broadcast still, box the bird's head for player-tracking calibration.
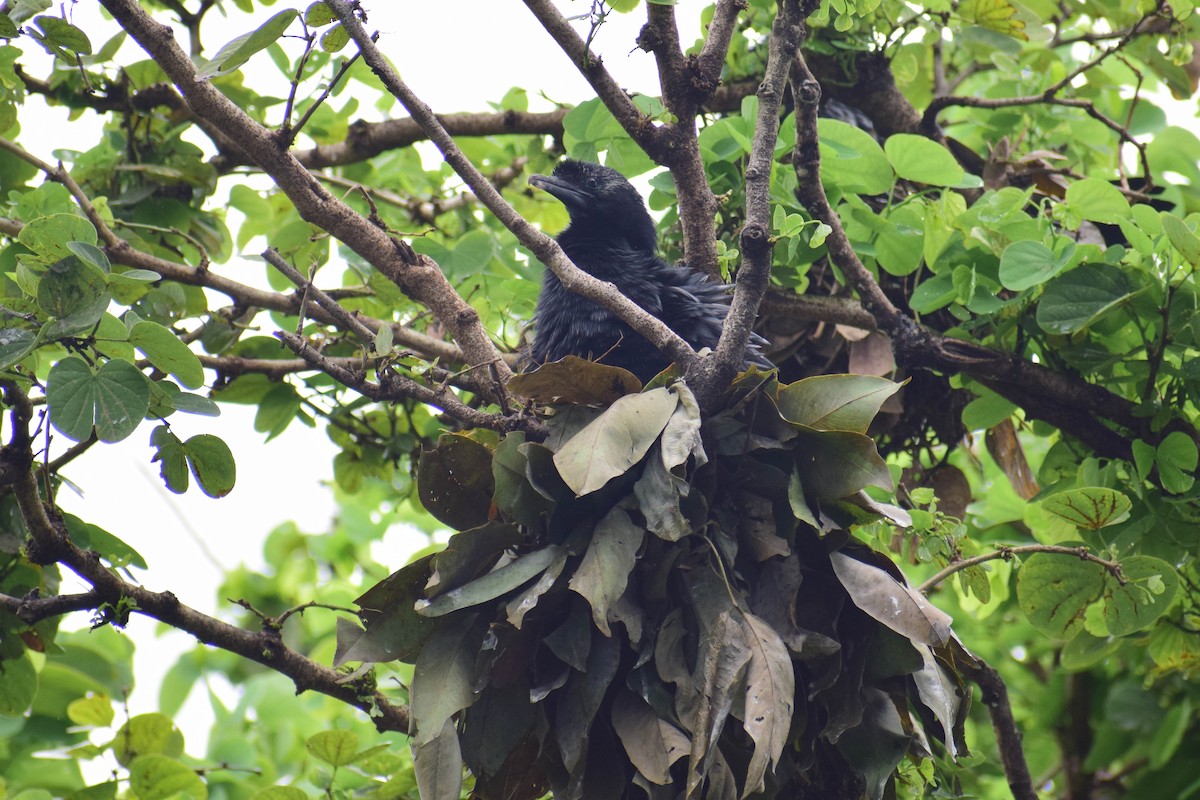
[530,160,658,252]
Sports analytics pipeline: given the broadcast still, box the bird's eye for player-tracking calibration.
[586,177,599,188]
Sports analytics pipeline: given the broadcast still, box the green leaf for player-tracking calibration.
[961,388,1016,430]
[508,355,641,404]
[1157,430,1198,494]
[198,10,299,78]
[553,387,679,496]
[47,357,151,443]
[884,134,980,188]
[416,546,561,617]
[18,213,97,261]
[418,434,495,530]
[0,654,37,715]
[1040,488,1132,530]
[129,321,204,389]
[411,615,479,746]
[775,374,902,433]
[1161,212,1200,266]
[0,328,36,370]
[568,507,644,636]
[1103,556,1179,637]
[306,730,359,767]
[36,256,111,336]
[151,425,189,494]
[339,554,437,665]
[1017,552,1105,640]
[34,15,92,55]
[412,720,463,800]
[66,693,114,727]
[319,23,349,51]
[1036,263,1135,334]
[128,755,205,800]
[998,240,1070,291]
[183,434,236,498]
[817,118,893,195]
[794,429,893,501]
[63,512,147,569]
[1064,178,1130,225]
[112,713,185,766]
[304,2,337,26]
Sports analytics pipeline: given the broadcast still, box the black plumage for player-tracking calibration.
[528,160,770,384]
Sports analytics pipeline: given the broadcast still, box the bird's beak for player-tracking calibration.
[530,174,592,210]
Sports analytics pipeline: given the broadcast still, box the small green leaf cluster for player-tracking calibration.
[340,360,970,800]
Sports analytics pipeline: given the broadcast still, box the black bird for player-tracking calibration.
[528,160,771,384]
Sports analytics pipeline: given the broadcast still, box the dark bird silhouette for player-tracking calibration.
[528,160,771,384]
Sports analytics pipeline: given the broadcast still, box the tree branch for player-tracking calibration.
[99,0,511,398]
[919,544,1125,594]
[692,0,803,402]
[785,50,1174,459]
[0,381,411,732]
[325,0,699,374]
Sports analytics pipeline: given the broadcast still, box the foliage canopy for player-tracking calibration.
[0,0,1199,799]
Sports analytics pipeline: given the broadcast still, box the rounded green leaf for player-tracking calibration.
[128,755,206,800]
[0,328,36,370]
[66,693,115,728]
[1156,431,1198,495]
[817,118,893,196]
[1064,178,1130,225]
[0,654,37,715]
[998,240,1066,291]
[884,133,980,188]
[18,213,97,261]
[183,434,237,498]
[47,357,151,443]
[34,16,92,55]
[37,257,111,334]
[112,713,185,766]
[1017,552,1105,640]
[1040,488,1131,530]
[1036,263,1135,334]
[1103,556,1179,637]
[130,321,205,389]
[305,730,360,767]
[418,434,495,529]
[319,23,349,52]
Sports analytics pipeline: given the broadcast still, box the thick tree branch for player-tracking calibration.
[0,213,465,366]
[276,331,545,438]
[0,382,411,732]
[521,0,656,151]
[218,110,570,172]
[99,0,511,398]
[0,589,104,625]
[326,0,699,374]
[960,657,1039,800]
[638,3,721,276]
[786,50,1170,459]
[692,0,803,402]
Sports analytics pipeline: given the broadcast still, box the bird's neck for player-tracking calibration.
[559,218,658,261]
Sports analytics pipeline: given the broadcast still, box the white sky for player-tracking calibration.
[25,0,1199,766]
